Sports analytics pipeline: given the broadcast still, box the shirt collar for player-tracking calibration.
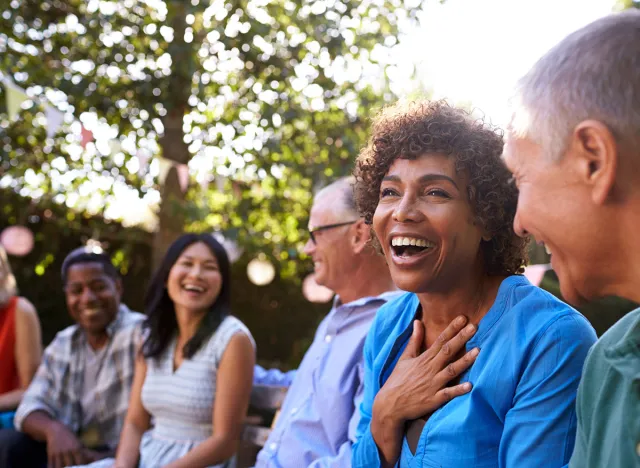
[333,289,402,309]
[72,303,131,342]
[604,312,640,380]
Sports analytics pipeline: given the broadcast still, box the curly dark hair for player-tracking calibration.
[354,100,528,276]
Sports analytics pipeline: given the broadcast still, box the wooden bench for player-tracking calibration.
[236,384,288,467]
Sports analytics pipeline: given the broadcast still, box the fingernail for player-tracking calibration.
[465,324,476,333]
[456,316,466,326]
[472,347,480,356]
[463,382,472,391]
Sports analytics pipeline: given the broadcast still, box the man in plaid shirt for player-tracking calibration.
[0,247,144,468]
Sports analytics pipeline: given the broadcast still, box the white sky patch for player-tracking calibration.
[391,0,615,126]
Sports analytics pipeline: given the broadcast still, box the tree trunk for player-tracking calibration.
[153,165,186,267]
[152,1,192,267]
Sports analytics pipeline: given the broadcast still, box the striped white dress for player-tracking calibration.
[73,315,254,468]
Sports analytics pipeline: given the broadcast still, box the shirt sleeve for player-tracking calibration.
[351,323,383,468]
[499,314,597,467]
[253,364,297,387]
[14,340,64,431]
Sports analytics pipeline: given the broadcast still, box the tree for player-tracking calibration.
[617,0,639,9]
[0,0,419,273]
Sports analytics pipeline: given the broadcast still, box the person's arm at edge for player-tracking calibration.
[112,352,152,468]
[15,335,66,439]
[0,297,42,411]
[253,365,296,387]
[163,332,256,468]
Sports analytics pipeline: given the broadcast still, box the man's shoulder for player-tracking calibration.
[116,305,145,331]
[594,306,640,350]
[120,307,146,325]
[581,307,640,375]
[49,322,81,344]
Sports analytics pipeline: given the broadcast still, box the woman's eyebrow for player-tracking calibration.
[382,173,458,189]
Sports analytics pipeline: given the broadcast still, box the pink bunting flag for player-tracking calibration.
[523,264,552,286]
[80,125,94,148]
[157,157,173,185]
[176,164,189,193]
[136,150,150,176]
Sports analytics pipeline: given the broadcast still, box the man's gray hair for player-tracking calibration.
[315,176,359,219]
[511,10,640,160]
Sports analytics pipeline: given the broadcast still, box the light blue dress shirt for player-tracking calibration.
[352,276,597,468]
[254,291,402,468]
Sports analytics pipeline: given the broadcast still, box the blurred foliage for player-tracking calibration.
[616,0,640,9]
[0,187,153,344]
[0,0,421,275]
[1,186,328,368]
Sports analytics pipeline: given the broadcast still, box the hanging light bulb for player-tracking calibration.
[0,226,34,257]
[247,255,276,286]
[302,273,334,303]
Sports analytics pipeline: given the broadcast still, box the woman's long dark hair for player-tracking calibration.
[142,233,231,360]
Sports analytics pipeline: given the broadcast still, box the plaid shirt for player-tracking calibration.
[14,304,145,450]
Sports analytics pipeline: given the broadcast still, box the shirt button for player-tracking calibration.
[325,335,332,343]
[269,442,277,451]
[291,407,298,415]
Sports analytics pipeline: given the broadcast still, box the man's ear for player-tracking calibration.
[351,219,370,254]
[569,120,618,205]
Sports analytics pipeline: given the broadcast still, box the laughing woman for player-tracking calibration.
[73,233,255,468]
[351,101,597,468]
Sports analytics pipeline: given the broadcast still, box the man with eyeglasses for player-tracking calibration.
[254,176,399,468]
[0,247,144,468]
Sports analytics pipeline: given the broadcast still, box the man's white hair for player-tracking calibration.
[315,176,359,219]
[511,10,640,160]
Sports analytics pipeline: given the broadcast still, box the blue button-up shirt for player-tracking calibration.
[352,276,597,468]
[255,291,402,468]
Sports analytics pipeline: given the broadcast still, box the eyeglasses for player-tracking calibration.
[308,221,358,245]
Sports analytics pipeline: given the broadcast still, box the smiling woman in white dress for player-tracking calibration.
[72,233,255,468]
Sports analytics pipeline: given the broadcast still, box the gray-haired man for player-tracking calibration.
[502,10,640,468]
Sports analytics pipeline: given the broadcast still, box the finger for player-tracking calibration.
[424,315,468,359]
[435,347,480,386]
[74,449,89,465]
[63,450,76,468]
[51,453,62,468]
[398,320,425,361]
[432,322,477,368]
[434,381,473,406]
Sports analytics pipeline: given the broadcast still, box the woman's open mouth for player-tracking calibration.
[390,236,436,260]
[182,283,207,297]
